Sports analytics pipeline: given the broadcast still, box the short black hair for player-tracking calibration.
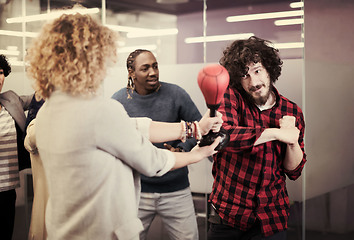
[126,49,151,71]
[0,54,11,77]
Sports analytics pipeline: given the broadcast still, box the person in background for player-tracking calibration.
[207,36,307,240]
[25,11,222,240]
[0,54,33,240]
[112,49,206,240]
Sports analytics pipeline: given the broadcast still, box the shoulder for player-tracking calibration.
[161,82,185,92]
[93,97,133,131]
[97,97,126,113]
[90,96,131,127]
[111,88,127,100]
[224,86,244,103]
[0,90,23,107]
[278,94,304,124]
[0,90,18,99]
[160,82,190,100]
[279,94,302,111]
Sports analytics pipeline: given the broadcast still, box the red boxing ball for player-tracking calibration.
[197,64,230,106]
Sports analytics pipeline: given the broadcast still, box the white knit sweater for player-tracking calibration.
[35,91,175,240]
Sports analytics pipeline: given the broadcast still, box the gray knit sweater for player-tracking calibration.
[112,82,202,193]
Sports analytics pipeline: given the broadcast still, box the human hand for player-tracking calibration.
[279,116,296,128]
[199,110,223,135]
[278,116,299,145]
[276,127,300,145]
[189,136,221,163]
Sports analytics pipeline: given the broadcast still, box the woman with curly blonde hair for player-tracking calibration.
[25,12,222,240]
[27,12,116,98]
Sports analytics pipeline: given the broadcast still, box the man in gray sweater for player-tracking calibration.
[112,49,201,240]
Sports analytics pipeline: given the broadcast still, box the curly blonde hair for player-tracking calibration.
[26,12,118,99]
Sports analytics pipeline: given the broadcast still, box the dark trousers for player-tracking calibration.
[0,189,17,240]
[207,218,287,240]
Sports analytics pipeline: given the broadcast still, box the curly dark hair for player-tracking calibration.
[219,36,282,91]
[0,54,11,77]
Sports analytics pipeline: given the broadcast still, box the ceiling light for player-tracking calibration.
[7,58,25,67]
[185,33,254,44]
[226,10,304,22]
[0,46,20,56]
[117,45,157,53]
[273,42,304,49]
[274,18,304,26]
[117,41,126,47]
[6,8,100,23]
[106,24,178,38]
[0,49,20,56]
[0,30,38,38]
[290,2,304,8]
[127,28,178,38]
[106,24,153,33]
[156,0,189,4]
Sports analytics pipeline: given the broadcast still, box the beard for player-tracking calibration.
[244,84,272,106]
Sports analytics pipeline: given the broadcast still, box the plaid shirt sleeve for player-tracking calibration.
[220,87,265,152]
[283,107,306,180]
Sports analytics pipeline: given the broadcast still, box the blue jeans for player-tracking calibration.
[138,187,198,240]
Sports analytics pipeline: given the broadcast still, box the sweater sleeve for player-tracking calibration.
[131,117,152,139]
[95,99,176,177]
[24,119,37,154]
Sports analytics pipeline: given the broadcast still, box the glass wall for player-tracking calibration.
[1,0,352,239]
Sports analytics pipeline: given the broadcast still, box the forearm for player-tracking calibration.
[255,127,300,146]
[170,137,219,170]
[149,111,223,143]
[283,142,303,171]
[254,128,278,146]
[149,121,181,143]
[171,151,199,170]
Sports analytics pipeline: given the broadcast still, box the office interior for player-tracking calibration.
[0,0,353,239]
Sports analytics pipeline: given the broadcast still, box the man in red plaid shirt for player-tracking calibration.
[207,36,307,240]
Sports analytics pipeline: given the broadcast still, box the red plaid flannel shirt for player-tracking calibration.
[209,86,306,237]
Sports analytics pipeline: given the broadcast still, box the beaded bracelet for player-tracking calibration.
[193,121,202,140]
[180,120,187,142]
[186,121,194,139]
[180,120,202,142]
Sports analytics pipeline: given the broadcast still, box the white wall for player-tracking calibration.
[304,0,354,199]
[303,0,354,233]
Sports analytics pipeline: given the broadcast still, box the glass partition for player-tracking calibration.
[2,1,353,240]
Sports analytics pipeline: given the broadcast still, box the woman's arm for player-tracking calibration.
[24,119,38,154]
[149,121,181,143]
[149,109,223,143]
[171,137,220,170]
